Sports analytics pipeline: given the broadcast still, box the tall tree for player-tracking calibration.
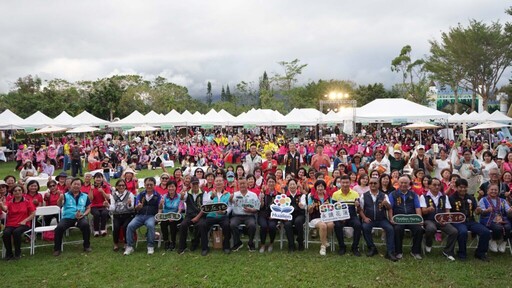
[220,86,226,102]
[391,45,430,105]
[226,84,232,102]
[354,83,398,106]
[206,81,213,107]
[258,71,270,108]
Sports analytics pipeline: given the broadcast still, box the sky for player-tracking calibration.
[0,1,509,98]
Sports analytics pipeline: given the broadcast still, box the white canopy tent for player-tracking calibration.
[23,111,58,128]
[217,109,237,125]
[276,108,321,126]
[488,111,512,123]
[144,111,168,126]
[73,111,110,126]
[0,109,28,130]
[67,125,100,133]
[30,125,68,134]
[234,109,285,126]
[109,110,145,127]
[164,109,187,126]
[356,98,449,123]
[53,111,81,127]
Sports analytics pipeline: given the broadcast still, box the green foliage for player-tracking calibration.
[220,86,226,102]
[354,83,399,106]
[206,81,213,107]
[391,45,430,104]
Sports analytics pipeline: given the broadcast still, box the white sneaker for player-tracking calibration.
[425,246,432,253]
[259,245,265,253]
[267,244,273,253]
[320,245,326,256]
[489,240,498,252]
[498,240,507,253]
[123,246,134,255]
[395,253,403,259]
[147,247,154,255]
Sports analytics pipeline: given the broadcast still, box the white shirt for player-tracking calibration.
[419,191,451,209]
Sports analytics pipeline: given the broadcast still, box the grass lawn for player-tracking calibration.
[1,161,512,288]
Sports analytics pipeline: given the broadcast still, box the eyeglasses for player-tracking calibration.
[161,177,169,180]
[48,184,56,188]
[369,182,378,185]
[117,184,126,187]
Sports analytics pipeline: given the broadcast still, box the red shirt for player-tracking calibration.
[81,183,92,194]
[225,184,235,195]
[125,180,138,195]
[57,184,67,194]
[262,159,278,179]
[5,198,35,228]
[25,192,43,207]
[202,184,215,193]
[44,191,61,206]
[154,185,168,196]
[89,184,111,208]
[248,187,261,196]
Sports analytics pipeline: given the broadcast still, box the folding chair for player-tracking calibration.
[31,206,60,255]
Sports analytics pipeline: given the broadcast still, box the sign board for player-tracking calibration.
[320,202,350,222]
[270,194,294,220]
[243,124,256,129]
[24,128,35,133]
[201,203,228,213]
[155,212,182,222]
[392,214,423,224]
[201,124,214,129]
[434,212,466,224]
[161,125,174,130]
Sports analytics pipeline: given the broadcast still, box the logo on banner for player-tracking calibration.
[320,202,350,222]
[270,194,294,220]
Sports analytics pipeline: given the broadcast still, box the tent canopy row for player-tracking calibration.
[1,99,511,131]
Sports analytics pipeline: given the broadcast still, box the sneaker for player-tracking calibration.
[177,249,185,255]
[53,251,61,257]
[425,246,432,253]
[147,247,154,255]
[410,252,423,260]
[223,248,231,254]
[395,253,403,259]
[84,247,92,253]
[320,245,326,256]
[338,246,346,256]
[475,254,490,262]
[164,241,171,251]
[498,240,507,253]
[259,245,266,253]
[489,240,498,252]
[248,243,256,252]
[366,246,378,257]
[231,242,243,252]
[169,242,176,251]
[352,248,361,257]
[442,251,455,261]
[94,231,100,237]
[267,244,273,253]
[201,249,209,256]
[385,253,398,262]
[124,246,134,255]
[101,230,107,237]
[298,243,305,251]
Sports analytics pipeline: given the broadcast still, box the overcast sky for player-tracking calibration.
[0,1,509,97]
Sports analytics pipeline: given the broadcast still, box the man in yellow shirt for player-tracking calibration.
[63,139,71,171]
[331,175,362,256]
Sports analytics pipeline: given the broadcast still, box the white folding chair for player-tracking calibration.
[31,206,60,255]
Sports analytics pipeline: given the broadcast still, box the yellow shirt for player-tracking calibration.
[331,189,359,205]
[64,143,70,155]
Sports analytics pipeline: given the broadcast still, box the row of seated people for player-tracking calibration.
[1,173,510,261]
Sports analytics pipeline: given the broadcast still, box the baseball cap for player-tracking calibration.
[191,176,200,184]
[0,180,7,187]
[226,171,235,178]
[394,150,403,154]
[417,145,425,150]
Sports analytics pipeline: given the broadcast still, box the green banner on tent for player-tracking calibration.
[361,122,369,126]
[327,123,336,127]
[99,124,106,129]
[24,128,35,133]
[161,125,175,130]
[243,124,256,129]
[121,126,134,130]
[392,122,402,126]
[201,124,214,129]
[286,124,300,129]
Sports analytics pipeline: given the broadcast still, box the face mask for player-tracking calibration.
[336,183,342,188]
[227,177,235,183]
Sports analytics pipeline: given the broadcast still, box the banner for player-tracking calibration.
[320,202,350,222]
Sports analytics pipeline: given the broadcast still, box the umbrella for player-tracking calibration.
[468,121,511,130]
[127,125,159,132]
[31,126,68,134]
[403,121,440,144]
[67,125,100,133]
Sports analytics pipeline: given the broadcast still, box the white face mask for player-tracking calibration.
[336,183,342,188]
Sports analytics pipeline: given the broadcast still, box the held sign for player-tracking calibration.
[201,203,228,213]
[392,214,423,225]
[320,203,350,222]
[270,194,295,220]
[434,212,466,224]
[155,212,182,222]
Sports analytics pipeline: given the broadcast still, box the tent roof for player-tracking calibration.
[73,111,109,126]
[23,111,57,128]
[53,111,79,127]
[356,98,449,123]
[0,109,28,129]
[109,111,144,127]
[488,111,512,123]
[275,108,321,126]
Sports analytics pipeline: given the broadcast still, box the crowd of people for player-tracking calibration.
[1,125,512,261]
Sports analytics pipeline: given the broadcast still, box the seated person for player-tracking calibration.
[283,179,306,252]
[307,180,334,256]
[88,173,111,237]
[124,177,162,255]
[229,177,260,252]
[177,176,206,254]
[478,183,512,253]
[159,180,183,251]
[53,178,92,256]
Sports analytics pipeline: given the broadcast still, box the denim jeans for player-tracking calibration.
[126,215,156,248]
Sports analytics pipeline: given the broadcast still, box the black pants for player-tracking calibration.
[91,207,109,231]
[334,217,362,250]
[161,219,182,243]
[113,214,133,244]
[178,216,203,251]
[230,215,257,246]
[71,159,82,177]
[199,216,231,251]
[394,224,423,254]
[43,215,59,226]
[283,215,305,249]
[258,216,278,245]
[2,225,29,258]
[54,218,90,252]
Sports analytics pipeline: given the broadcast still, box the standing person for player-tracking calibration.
[109,179,135,252]
[0,184,35,260]
[88,173,111,237]
[283,179,306,252]
[284,143,303,176]
[124,177,162,255]
[454,149,481,196]
[261,150,278,180]
[70,142,82,177]
[450,178,491,261]
[177,176,205,254]
[331,175,362,256]
[230,177,260,252]
[480,151,498,183]
[410,145,434,175]
[311,144,331,171]
[387,148,408,174]
[53,178,92,256]
[478,184,512,254]
[419,178,458,261]
[359,177,397,261]
[245,143,262,175]
[159,181,183,251]
[101,156,113,184]
[199,176,232,256]
[433,148,452,179]
[388,176,424,260]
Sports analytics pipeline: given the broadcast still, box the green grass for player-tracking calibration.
[1,161,512,288]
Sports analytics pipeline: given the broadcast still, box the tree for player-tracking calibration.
[272,59,308,91]
[235,81,257,106]
[391,45,430,105]
[220,86,226,102]
[86,78,124,120]
[258,71,270,108]
[354,83,399,106]
[226,84,232,103]
[206,81,213,107]
[432,21,512,111]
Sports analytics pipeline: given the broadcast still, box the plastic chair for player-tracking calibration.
[30,206,60,255]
